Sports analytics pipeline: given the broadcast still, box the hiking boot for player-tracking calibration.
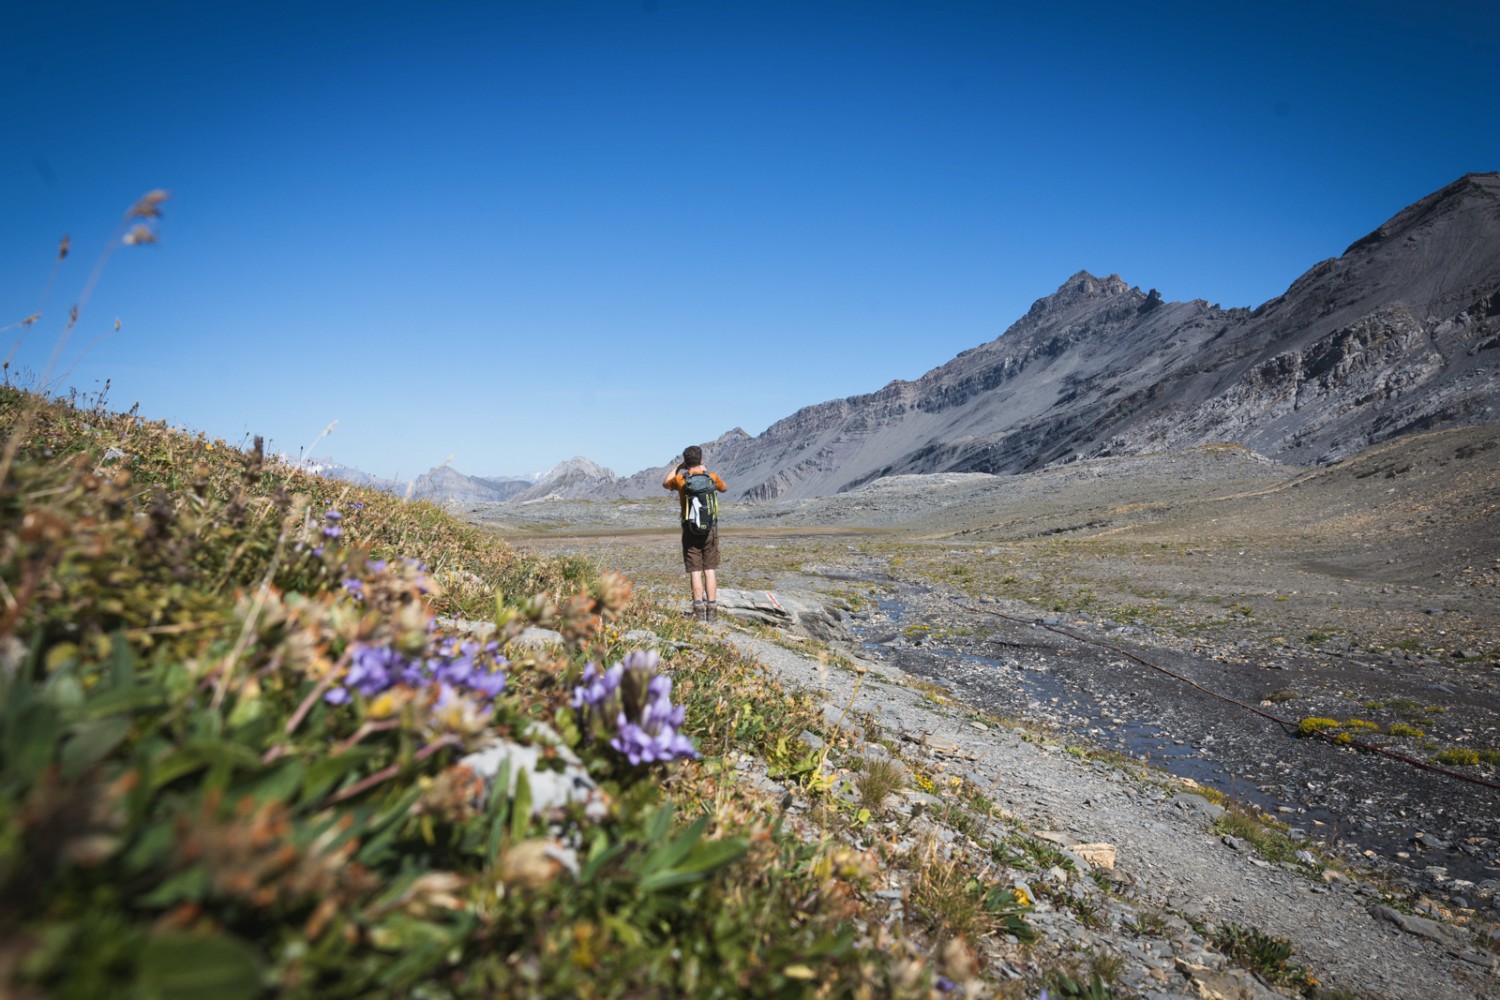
[705,601,717,623]
[692,600,707,622]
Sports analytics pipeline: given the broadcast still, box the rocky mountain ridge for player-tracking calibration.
[407,466,535,505]
[690,173,1500,502]
[373,172,1500,506]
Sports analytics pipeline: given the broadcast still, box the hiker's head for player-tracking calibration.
[682,445,703,467]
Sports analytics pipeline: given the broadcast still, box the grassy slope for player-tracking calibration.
[0,388,969,998]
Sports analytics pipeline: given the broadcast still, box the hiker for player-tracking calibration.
[662,445,727,622]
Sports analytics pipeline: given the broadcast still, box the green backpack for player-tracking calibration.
[682,472,718,537]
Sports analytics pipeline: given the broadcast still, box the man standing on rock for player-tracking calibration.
[662,445,727,622]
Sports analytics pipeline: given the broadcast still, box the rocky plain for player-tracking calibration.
[462,425,1500,998]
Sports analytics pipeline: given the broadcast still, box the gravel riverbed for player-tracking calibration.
[718,623,1499,999]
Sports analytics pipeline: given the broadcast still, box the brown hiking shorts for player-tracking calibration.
[681,528,720,572]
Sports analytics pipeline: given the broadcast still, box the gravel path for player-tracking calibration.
[720,628,1499,999]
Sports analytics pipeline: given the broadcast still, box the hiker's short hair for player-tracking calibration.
[683,445,703,467]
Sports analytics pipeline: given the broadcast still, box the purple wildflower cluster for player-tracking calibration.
[340,555,438,605]
[342,558,385,601]
[325,635,508,707]
[571,650,698,765]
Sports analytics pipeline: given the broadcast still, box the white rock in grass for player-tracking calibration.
[459,722,607,821]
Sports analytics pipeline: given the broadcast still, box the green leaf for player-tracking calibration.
[225,690,266,732]
[4,700,61,783]
[638,867,712,893]
[150,741,262,790]
[602,912,645,949]
[108,631,137,689]
[372,914,469,987]
[509,766,532,842]
[485,757,512,866]
[121,821,175,876]
[238,759,305,805]
[643,802,674,843]
[60,716,132,779]
[136,932,265,1000]
[579,840,628,884]
[679,836,750,875]
[639,813,707,876]
[355,785,425,865]
[300,748,375,804]
[72,682,170,721]
[41,667,85,709]
[137,866,210,908]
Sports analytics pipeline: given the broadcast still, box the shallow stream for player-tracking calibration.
[849,589,1499,894]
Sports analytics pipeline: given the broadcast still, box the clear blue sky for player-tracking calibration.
[3,1,1495,481]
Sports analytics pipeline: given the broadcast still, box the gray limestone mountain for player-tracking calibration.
[688,171,1500,502]
[408,465,533,505]
[426,172,1500,507]
[508,456,619,503]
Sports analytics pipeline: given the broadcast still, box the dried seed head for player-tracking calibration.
[122,224,157,246]
[57,234,70,260]
[129,189,170,219]
[594,570,633,615]
[498,839,577,890]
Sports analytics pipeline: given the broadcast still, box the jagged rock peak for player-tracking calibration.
[542,456,616,481]
[418,464,470,482]
[1026,271,1136,317]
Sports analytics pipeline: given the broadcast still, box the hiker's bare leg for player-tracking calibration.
[704,569,717,603]
[689,571,706,602]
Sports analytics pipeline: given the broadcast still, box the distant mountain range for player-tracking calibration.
[315,172,1500,506]
[285,457,541,505]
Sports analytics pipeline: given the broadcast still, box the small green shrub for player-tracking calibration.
[1123,908,1170,937]
[1215,809,1299,865]
[1296,717,1339,736]
[1041,968,1115,999]
[1434,748,1481,766]
[1212,922,1307,988]
[854,755,906,810]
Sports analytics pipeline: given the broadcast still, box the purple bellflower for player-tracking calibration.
[572,650,698,765]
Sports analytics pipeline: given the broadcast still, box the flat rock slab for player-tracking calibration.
[714,587,848,642]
